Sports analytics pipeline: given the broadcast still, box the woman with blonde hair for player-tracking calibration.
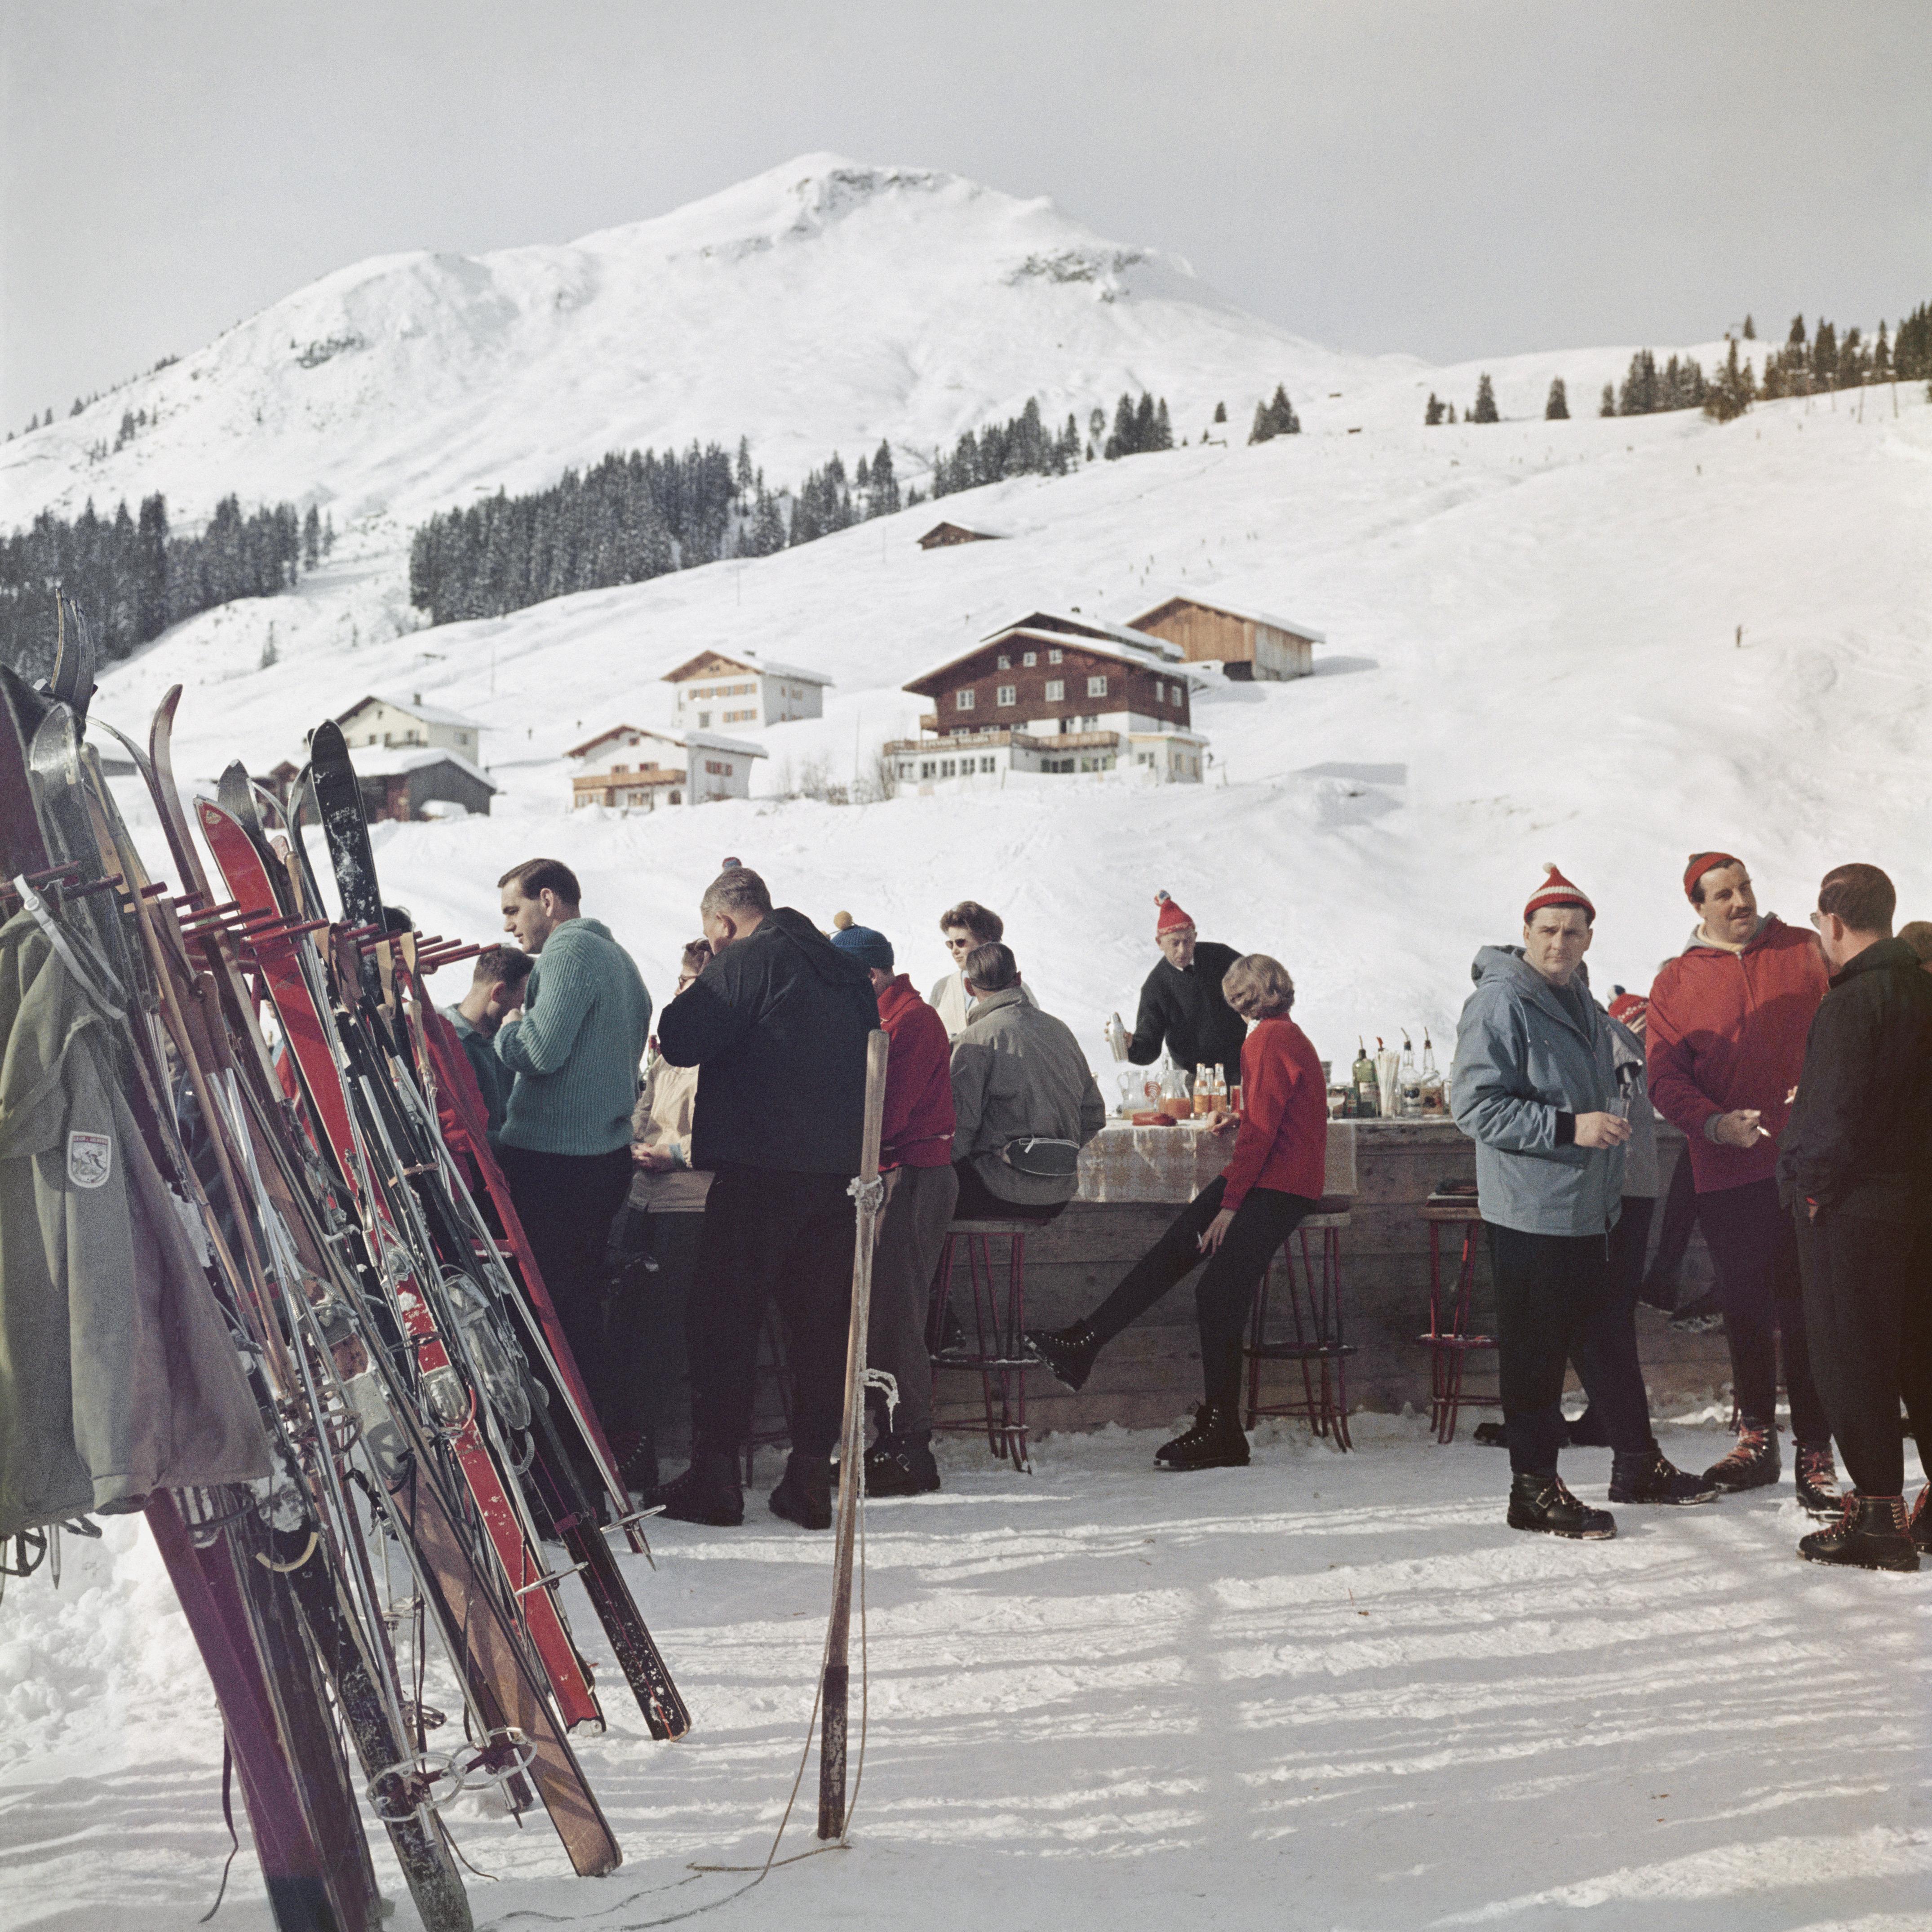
[1026,953,1329,1470]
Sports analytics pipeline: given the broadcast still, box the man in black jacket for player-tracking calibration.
[1779,863,1932,1572]
[654,864,879,1530]
[1127,890,1248,1086]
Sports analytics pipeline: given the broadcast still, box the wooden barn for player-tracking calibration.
[917,521,1004,551]
[354,746,496,822]
[1126,594,1324,681]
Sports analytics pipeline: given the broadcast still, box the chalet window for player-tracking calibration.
[920,761,935,779]
[997,654,1011,669]
[1048,648,1063,664]
[1044,679,1065,702]
[941,759,956,777]
[1169,684,1181,705]
[1153,682,1164,705]
[956,689,976,711]
[1087,675,1108,697]
[1022,651,1037,667]
[996,684,1015,706]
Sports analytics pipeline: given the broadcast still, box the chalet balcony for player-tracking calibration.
[882,727,1123,757]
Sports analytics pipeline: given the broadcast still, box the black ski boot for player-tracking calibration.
[864,1431,940,1498]
[1702,1423,1779,1493]
[769,1452,833,1530]
[1153,1402,1249,1471]
[1507,1471,1616,1539]
[1609,1447,1721,1505]
[1795,1443,1842,1517]
[657,1446,744,1527]
[1024,1321,1099,1393]
[1910,1485,1932,1555]
[1798,1494,1919,1573]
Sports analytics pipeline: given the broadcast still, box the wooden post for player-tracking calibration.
[818,1027,891,1840]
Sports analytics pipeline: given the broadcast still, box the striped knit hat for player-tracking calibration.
[1523,862,1595,924]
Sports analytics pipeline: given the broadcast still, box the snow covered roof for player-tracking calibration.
[1128,593,1327,645]
[979,610,1184,662]
[349,744,497,789]
[661,649,833,687]
[565,722,655,760]
[337,692,484,731]
[684,730,767,759]
[904,629,1207,696]
[917,520,1006,546]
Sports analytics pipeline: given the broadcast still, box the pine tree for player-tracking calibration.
[1873,320,1892,381]
[301,504,321,569]
[1446,403,1456,424]
[259,625,279,670]
[1787,313,1806,346]
[1213,400,1227,423]
[1812,319,1837,388]
[1544,377,1569,420]
[1600,384,1615,417]
[1471,373,1499,423]
[1742,314,1756,340]
[1424,392,1445,426]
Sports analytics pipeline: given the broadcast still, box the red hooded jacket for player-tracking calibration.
[1220,1017,1329,1211]
[876,975,955,1170]
[1644,916,1828,1194]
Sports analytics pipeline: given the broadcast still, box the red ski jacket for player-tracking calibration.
[1220,1017,1329,1212]
[876,974,956,1170]
[1644,916,1828,1195]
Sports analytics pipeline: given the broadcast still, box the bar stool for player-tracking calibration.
[928,1219,1040,1473]
[1244,1122,1358,1448]
[1419,1183,1498,1443]
[741,1305,795,1485]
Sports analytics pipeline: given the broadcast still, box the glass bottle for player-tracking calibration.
[1352,1037,1378,1118]
[1399,1030,1422,1116]
[1420,1031,1447,1114]
[1193,1063,1213,1117]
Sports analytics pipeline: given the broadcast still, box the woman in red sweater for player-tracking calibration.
[1026,954,1329,1470]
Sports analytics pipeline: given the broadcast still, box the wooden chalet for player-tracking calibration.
[917,520,1004,551]
[1127,594,1323,681]
[660,649,830,729]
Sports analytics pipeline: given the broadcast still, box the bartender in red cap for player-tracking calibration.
[1647,850,1839,1511]
[1125,890,1249,1086]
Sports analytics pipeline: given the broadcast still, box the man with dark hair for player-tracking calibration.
[443,945,533,1143]
[1452,865,1715,1541]
[1646,851,1839,1510]
[654,866,879,1531]
[492,857,651,1447]
[949,942,1105,1223]
[931,898,1037,1034]
[1780,864,1932,1570]
[1127,889,1248,1087]
[829,917,957,1497]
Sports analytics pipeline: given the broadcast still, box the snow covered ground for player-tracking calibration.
[4,1418,1928,1932]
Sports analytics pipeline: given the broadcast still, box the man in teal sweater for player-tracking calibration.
[494,858,651,1447]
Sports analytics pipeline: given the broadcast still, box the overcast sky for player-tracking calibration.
[2,0,1927,428]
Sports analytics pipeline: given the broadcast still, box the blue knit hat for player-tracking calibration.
[829,919,894,974]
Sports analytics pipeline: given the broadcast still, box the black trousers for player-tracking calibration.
[952,1158,1068,1224]
[1487,1222,1654,1474]
[1086,1175,1316,1408]
[1699,1178,1828,1444]
[603,1207,702,1447]
[686,1163,855,1461]
[1569,1196,1655,1441]
[1642,1146,1700,1306]
[1794,1211,1932,1496]
[498,1143,634,1433]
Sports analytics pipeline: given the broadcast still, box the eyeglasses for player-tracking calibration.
[1808,910,1824,930]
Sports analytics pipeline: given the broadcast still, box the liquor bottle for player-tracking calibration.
[1420,1031,1447,1114]
[1399,1031,1422,1116]
[1352,1037,1378,1118]
[1193,1063,1213,1117]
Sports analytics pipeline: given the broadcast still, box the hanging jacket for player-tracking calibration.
[0,905,267,1540]
[659,908,880,1174]
[1645,916,1827,1195]
[876,976,956,1170]
[1450,946,1625,1237]
[1777,937,1932,1222]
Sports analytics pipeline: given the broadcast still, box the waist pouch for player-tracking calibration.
[1001,1135,1081,1179]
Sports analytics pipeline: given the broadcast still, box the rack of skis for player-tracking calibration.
[0,625,687,1932]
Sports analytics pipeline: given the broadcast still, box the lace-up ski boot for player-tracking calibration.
[657,1445,744,1527]
[1701,1423,1780,1493]
[1909,1486,1932,1556]
[1153,1402,1250,1471]
[1609,1447,1721,1505]
[864,1431,940,1498]
[769,1451,833,1530]
[1795,1444,1843,1517]
[1507,1471,1617,1539]
[1797,1494,1919,1573]
[1023,1321,1100,1393]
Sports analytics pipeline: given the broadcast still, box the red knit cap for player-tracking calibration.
[1683,851,1741,902]
[1608,993,1648,1023]
[1155,890,1194,936]
[1523,862,1595,924]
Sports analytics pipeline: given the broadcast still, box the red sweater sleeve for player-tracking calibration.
[1221,1029,1293,1212]
[1644,972,1720,1139]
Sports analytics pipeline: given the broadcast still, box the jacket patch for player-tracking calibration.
[67,1131,113,1189]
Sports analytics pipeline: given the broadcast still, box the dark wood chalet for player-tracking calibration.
[917,520,1004,550]
[902,624,1192,738]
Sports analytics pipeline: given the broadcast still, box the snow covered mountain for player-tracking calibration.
[7,155,1925,1067]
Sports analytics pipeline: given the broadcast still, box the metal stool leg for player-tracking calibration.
[1004,1232,1031,1472]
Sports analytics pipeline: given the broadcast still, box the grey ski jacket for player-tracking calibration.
[0,905,267,1540]
[1449,946,1625,1237]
